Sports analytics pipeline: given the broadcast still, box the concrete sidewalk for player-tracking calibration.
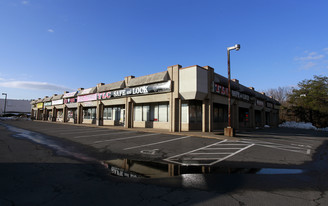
[34,120,238,141]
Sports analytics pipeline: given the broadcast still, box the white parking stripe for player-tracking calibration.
[208,144,250,146]
[291,144,312,148]
[93,133,158,144]
[60,130,110,135]
[251,144,308,154]
[191,153,232,155]
[182,158,225,160]
[240,139,311,154]
[203,148,248,150]
[164,140,227,159]
[164,140,254,166]
[38,128,94,132]
[74,131,134,138]
[249,142,304,150]
[123,136,190,150]
[207,144,254,165]
[242,138,315,147]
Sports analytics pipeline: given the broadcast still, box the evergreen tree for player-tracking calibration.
[288,75,328,127]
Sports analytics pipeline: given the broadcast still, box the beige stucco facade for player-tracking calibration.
[31,64,280,132]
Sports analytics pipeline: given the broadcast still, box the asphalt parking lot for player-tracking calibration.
[3,120,326,169]
[2,119,328,205]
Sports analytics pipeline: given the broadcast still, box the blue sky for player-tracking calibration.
[0,0,327,100]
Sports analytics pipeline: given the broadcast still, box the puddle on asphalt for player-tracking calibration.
[256,168,304,175]
[2,122,305,179]
[104,159,305,178]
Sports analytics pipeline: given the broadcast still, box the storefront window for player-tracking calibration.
[48,111,53,120]
[91,108,96,119]
[214,103,228,122]
[68,110,73,119]
[104,107,113,120]
[218,107,228,122]
[68,110,74,119]
[152,105,159,121]
[142,105,150,121]
[189,101,202,123]
[134,105,142,121]
[255,110,262,125]
[57,110,63,118]
[113,107,121,121]
[181,103,188,123]
[265,112,270,125]
[83,109,90,119]
[134,103,169,122]
[213,107,219,122]
[83,108,96,119]
[239,108,249,122]
[104,106,124,121]
[158,104,168,122]
[67,109,76,122]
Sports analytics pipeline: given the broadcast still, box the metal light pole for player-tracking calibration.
[2,93,7,115]
[224,44,240,137]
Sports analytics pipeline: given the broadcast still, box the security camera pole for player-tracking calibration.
[224,44,240,137]
[2,93,7,115]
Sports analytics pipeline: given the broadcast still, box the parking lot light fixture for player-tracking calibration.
[2,93,7,115]
[224,44,240,137]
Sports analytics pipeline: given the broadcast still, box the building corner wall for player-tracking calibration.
[167,64,181,132]
[96,101,103,126]
[202,66,214,132]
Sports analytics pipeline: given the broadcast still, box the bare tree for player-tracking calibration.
[264,86,292,105]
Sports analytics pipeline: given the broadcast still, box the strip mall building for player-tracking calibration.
[30,65,280,132]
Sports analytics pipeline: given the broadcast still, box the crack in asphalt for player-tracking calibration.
[157,188,182,206]
[229,194,246,206]
[0,197,15,206]
[139,187,169,205]
[313,190,326,206]
[137,186,188,206]
[269,191,313,201]
[41,184,64,206]
[7,145,13,153]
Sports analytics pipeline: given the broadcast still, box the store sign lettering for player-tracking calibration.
[63,91,77,98]
[77,94,97,102]
[37,103,44,108]
[256,100,264,106]
[64,98,77,104]
[110,166,139,178]
[97,81,171,100]
[132,86,148,94]
[98,92,112,100]
[44,102,52,107]
[231,90,239,98]
[213,83,228,95]
[113,89,126,97]
[213,83,249,101]
[266,102,273,108]
[239,93,250,101]
[52,99,64,105]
